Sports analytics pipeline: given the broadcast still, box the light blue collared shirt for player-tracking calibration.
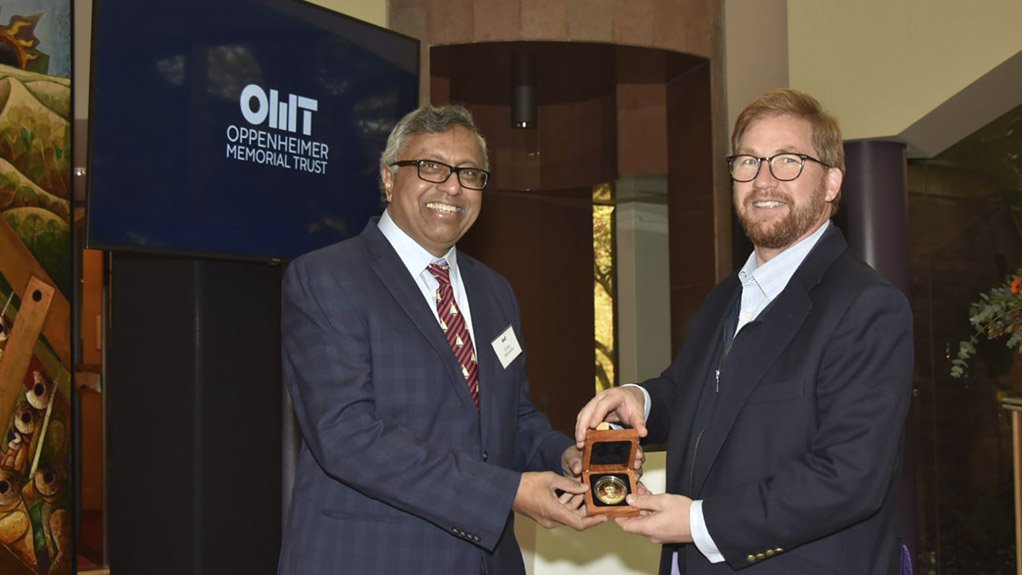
[377,210,477,344]
[735,220,832,335]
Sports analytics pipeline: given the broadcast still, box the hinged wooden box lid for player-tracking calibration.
[582,426,640,517]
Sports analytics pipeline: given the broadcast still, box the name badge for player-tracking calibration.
[491,325,522,369]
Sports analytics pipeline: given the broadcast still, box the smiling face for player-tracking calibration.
[382,126,484,257]
[733,113,842,264]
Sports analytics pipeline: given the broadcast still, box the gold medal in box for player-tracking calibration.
[582,423,640,517]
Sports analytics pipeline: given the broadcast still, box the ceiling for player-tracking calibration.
[899,49,1022,160]
[931,102,1022,195]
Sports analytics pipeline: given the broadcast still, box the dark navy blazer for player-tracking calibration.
[643,224,913,574]
[278,218,571,574]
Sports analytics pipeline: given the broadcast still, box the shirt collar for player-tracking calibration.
[378,210,459,278]
[738,220,830,301]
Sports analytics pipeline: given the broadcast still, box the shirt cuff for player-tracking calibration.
[620,383,651,422]
[690,500,725,563]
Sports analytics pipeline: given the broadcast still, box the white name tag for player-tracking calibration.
[491,325,523,369]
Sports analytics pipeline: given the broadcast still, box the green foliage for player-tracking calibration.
[951,267,1022,378]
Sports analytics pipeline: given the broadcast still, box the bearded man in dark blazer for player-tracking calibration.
[576,88,914,574]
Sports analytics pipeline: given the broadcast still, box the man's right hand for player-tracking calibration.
[574,386,648,449]
[512,472,606,531]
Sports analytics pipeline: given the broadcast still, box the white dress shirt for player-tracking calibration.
[377,210,477,344]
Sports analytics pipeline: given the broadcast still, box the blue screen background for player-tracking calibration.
[87,0,419,261]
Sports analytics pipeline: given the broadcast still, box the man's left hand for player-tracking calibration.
[561,445,584,479]
[615,492,694,545]
[559,446,586,510]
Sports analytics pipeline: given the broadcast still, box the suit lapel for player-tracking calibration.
[674,281,741,450]
[689,225,847,495]
[658,278,741,488]
[458,256,501,436]
[689,287,812,494]
[362,222,479,413]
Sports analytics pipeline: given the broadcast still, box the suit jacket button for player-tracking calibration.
[746,554,756,563]
[775,547,784,553]
[756,553,766,560]
[765,549,775,557]
[482,451,488,462]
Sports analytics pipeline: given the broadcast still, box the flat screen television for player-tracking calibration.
[86,0,419,261]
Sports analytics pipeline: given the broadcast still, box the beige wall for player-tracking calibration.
[617,199,672,385]
[724,0,1022,156]
[787,0,1022,153]
[306,0,387,27]
[723,0,788,137]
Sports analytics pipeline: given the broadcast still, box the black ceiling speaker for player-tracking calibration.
[511,50,537,129]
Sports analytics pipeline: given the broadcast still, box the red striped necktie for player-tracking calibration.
[427,262,480,408]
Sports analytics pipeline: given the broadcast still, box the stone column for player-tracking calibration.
[842,140,910,293]
[842,139,916,562]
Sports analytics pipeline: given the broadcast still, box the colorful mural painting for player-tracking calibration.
[0,1,72,574]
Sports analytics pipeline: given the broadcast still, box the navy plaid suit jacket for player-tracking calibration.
[278,218,571,574]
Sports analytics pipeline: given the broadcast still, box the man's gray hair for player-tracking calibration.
[379,105,489,194]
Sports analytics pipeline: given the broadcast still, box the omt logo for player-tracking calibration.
[240,84,319,136]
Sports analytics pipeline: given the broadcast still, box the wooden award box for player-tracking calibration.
[582,426,640,517]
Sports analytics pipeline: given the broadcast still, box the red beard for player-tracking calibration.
[736,181,829,250]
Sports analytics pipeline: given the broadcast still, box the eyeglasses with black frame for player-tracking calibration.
[725,153,830,183]
[390,159,490,190]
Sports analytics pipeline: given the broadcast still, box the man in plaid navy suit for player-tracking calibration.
[278,105,608,574]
